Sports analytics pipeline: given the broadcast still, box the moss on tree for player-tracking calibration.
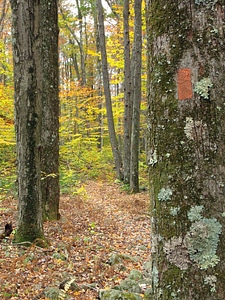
[147,0,225,298]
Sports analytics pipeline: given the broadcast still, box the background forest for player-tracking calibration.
[0,2,151,298]
[1,0,225,298]
[0,0,147,199]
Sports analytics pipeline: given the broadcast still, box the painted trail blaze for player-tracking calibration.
[177,68,193,100]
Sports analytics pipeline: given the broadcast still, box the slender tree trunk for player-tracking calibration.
[75,0,86,85]
[130,0,142,192]
[123,0,133,184]
[97,0,123,180]
[11,0,45,243]
[40,0,60,221]
[94,10,104,150]
[0,0,7,34]
[59,3,86,85]
[72,53,81,83]
[146,0,225,298]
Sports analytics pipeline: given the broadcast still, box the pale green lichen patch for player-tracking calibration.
[148,149,158,166]
[162,205,222,272]
[158,187,173,201]
[152,265,159,287]
[170,206,180,216]
[184,117,206,140]
[186,217,222,269]
[187,205,204,221]
[195,0,219,6]
[204,275,217,292]
[184,117,194,140]
[194,77,213,100]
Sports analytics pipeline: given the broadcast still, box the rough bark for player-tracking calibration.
[130,0,142,192]
[11,0,45,243]
[75,0,86,85]
[97,0,123,180]
[0,0,7,34]
[123,0,133,184]
[146,0,225,298]
[40,0,60,221]
[94,8,104,150]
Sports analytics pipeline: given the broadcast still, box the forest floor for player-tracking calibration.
[0,180,150,300]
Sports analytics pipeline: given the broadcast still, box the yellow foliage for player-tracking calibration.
[0,84,15,147]
[86,48,101,58]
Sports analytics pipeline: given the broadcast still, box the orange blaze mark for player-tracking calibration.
[177,68,193,100]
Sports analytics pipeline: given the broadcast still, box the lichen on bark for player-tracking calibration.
[146,0,225,298]
[11,0,48,245]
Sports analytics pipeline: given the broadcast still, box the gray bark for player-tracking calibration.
[11,0,44,243]
[123,0,133,184]
[75,0,86,85]
[97,0,123,180]
[40,0,60,221]
[0,0,7,34]
[146,0,225,298]
[94,8,104,149]
[130,0,142,192]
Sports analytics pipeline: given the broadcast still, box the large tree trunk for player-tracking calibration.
[40,0,60,221]
[97,0,123,180]
[146,0,225,298]
[11,0,44,243]
[130,0,142,192]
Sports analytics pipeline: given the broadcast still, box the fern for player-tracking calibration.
[58,278,77,300]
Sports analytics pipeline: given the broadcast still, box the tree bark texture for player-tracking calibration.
[94,9,104,150]
[75,0,86,85]
[123,0,133,184]
[97,0,123,180]
[40,0,60,221]
[130,0,142,192]
[11,0,44,242]
[146,0,225,298]
[0,0,7,35]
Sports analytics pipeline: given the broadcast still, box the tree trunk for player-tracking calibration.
[130,0,142,192]
[94,9,104,150]
[97,0,123,180]
[11,0,45,243]
[72,52,81,83]
[59,3,86,85]
[75,0,86,85]
[146,0,225,298]
[0,0,7,34]
[123,0,133,184]
[40,0,60,221]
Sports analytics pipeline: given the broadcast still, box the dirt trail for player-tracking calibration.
[0,180,150,299]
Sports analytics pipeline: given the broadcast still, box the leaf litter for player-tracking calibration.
[0,181,150,299]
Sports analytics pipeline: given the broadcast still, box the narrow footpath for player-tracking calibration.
[0,180,150,299]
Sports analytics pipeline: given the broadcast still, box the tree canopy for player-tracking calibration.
[0,0,147,197]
